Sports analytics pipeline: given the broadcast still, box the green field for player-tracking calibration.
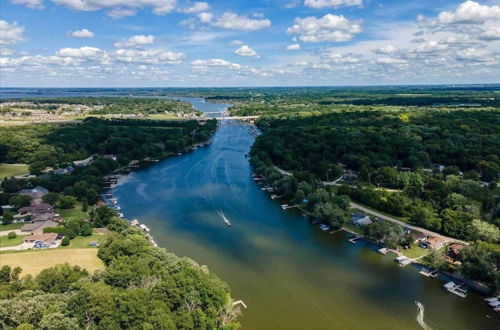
[61,230,107,249]
[56,203,88,221]
[402,244,429,259]
[0,222,24,231]
[0,248,104,276]
[0,233,26,247]
[0,164,30,179]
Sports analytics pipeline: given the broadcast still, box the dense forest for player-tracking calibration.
[0,117,216,207]
[0,97,197,116]
[0,214,240,329]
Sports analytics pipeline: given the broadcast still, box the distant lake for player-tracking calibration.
[110,97,498,329]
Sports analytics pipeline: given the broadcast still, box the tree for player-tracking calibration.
[7,231,16,239]
[409,205,442,231]
[470,219,500,243]
[36,263,88,293]
[57,195,77,209]
[2,210,14,225]
[81,198,88,212]
[29,162,46,175]
[2,178,20,193]
[42,192,60,206]
[0,265,11,283]
[9,194,32,209]
[61,236,70,246]
[92,206,117,227]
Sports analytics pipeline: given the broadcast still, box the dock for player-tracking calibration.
[443,281,467,298]
[348,235,362,244]
[419,269,438,278]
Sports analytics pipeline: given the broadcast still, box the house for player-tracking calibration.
[426,236,446,250]
[351,213,373,227]
[21,219,59,235]
[32,212,56,222]
[73,155,94,167]
[23,233,58,245]
[18,203,53,216]
[411,232,427,243]
[447,243,466,261]
[53,166,74,175]
[19,186,49,200]
[99,154,117,161]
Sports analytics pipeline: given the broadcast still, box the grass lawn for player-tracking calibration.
[0,234,26,247]
[402,244,429,259]
[0,164,29,179]
[61,230,107,249]
[0,223,24,231]
[56,203,88,221]
[0,248,104,276]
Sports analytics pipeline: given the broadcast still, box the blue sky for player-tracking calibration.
[1,0,499,87]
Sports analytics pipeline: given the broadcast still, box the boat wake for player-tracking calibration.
[217,209,231,226]
[415,301,433,330]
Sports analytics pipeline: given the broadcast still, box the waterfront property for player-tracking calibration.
[351,213,373,227]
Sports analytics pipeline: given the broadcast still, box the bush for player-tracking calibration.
[61,236,70,246]
[7,232,16,239]
[57,195,77,209]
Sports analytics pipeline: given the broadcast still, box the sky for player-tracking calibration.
[0,0,499,87]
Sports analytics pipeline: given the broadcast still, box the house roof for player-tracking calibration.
[20,186,49,194]
[24,233,58,243]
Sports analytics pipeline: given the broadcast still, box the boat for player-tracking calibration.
[319,223,330,231]
[217,210,231,226]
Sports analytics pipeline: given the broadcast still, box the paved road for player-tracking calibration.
[350,202,468,245]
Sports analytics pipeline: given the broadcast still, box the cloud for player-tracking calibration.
[230,40,244,46]
[71,29,95,38]
[287,14,362,42]
[56,46,104,58]
[285,43,301,51]
[434,1,500,25]
[375,57,408,65]
[115,48,184,64]
[198,12,213,23]
[304,0,362,9]
[212,12,271,31]
[179,2,210,14]
[373,45,397,54]
[455,47,492,62]
[50,0,177,17]
[191,58,243,71]
[234,45,260,58]
[10,0,44,9]
[107,7,137,19]
[478,26,500,40]
[114,35,155,48]
[0,20,25,45]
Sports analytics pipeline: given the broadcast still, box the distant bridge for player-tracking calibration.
[216,116,260,121]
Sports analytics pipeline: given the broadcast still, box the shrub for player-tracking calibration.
[61,236,70,246]
[7,232,16,239]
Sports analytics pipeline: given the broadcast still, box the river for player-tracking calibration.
[1,89,496,329]
[111,98,498,330]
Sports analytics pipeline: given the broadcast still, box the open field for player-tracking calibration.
[0,164,29,179]
[61,230,107,249]
[0,233,26,247]
[0,248,104,276]
[55,203,88,221]
[402,244,429,259]
[0,223,24,231]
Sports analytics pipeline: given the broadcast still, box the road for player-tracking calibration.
[350,202,468,245]
[272,165,467,245]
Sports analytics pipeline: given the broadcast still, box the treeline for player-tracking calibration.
[253,109,499,181]
[250,108,500,241]
[0,212,240,329]
[0,118,216,207]
[0,97,196,115]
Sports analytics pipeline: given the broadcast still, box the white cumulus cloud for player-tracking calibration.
[179,2,210,14]
[435,1,500,25]
[287,14,362,42]
[11,0,44,9]
[304,0,362,8]
[114,35,155,48]
[71,29,95,38]
[0,20,25,45]
[234,45,260,58]
[285,43,301,51]
[212,12,271,31]
[50,0,177,17]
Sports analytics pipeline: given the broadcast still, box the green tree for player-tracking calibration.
[2,210,14,225]
[36,263,88,293]
[9,194,33,209]
[42,192,60,206]
[57,196,77,209]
